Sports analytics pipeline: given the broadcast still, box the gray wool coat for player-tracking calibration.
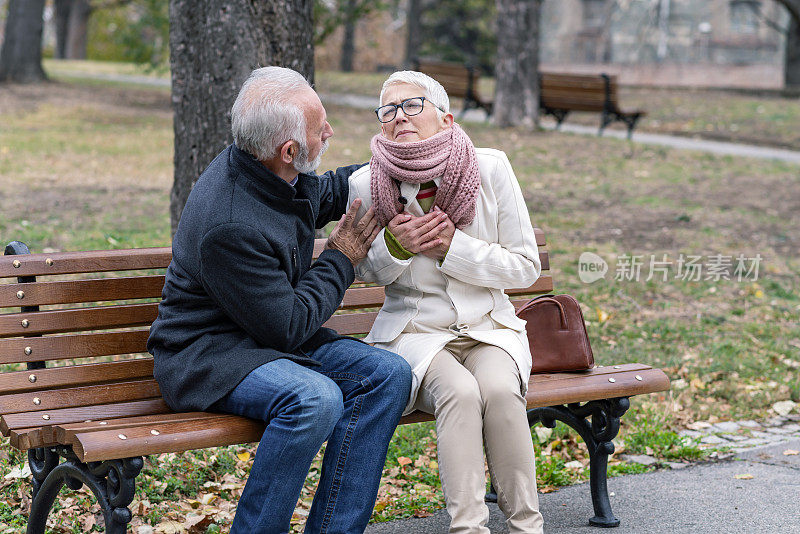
[147,144,362,412]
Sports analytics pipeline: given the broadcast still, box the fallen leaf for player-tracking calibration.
[734,474,754,480]
[184,513,214,534]
[154,520,184,534]
[397,457,412,466]
[3,464,31,480]
[81,514,97,531]
[236,450,251,462]
[414,509,432,518]
[534,426,553,443]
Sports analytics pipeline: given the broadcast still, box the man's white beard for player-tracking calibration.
[293,139,329,175]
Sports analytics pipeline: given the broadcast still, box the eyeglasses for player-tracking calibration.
[374,97,444,123]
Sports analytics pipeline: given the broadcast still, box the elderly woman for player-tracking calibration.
[346,71,543,534]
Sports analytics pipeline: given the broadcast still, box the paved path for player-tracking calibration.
[366,438,800,534]
[43,68,800,164]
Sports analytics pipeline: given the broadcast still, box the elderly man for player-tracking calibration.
[147,66,412,534]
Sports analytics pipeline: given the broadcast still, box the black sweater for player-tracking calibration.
[147,144,360,411]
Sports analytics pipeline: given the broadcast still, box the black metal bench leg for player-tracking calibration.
[26,447,143,534]
[599,110,614,137]
[625,114,642,140]
[528,397,630,528]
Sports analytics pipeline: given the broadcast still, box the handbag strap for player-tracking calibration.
[523,297,569,330]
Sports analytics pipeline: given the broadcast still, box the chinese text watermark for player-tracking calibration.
[578,253,762,284]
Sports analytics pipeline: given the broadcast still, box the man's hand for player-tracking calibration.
[387,210,450,254]
[419,206,455,261]
[325,199,380,267]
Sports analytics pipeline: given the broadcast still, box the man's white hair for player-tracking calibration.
[379,71,451,117]
[231,66,311,161]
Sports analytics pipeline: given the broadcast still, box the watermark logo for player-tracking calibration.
[578,252,762,284]
[578,252,608,284]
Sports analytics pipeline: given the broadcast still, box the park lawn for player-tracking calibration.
[41,59,800,149]
[0,79,798,532]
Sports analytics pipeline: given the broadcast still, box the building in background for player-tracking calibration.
[541,0,786,65]
[537,0,788,87]
[315,0,790,89]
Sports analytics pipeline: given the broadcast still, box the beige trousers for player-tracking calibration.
[414,337,544,534]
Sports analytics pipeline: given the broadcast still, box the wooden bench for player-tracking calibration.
[1,232,669,532]
[540,72,646,139]
[413,58,494,118]
[412,60,645,138]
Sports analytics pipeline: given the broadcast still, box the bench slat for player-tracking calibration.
[0,330,150,365]
[9,426,44,449]
[0,276,165,307]
[398,365,669,425]
[530,363,652,381]
[0,358,154,394]
[0,248,171,278]
[526,367,669,408]
[0,379,161,415]
[55,411,233,443]
[0,303,158,338]
[67,365,669,461]
[1,230,544,281]
[0,397,170,436]
[72,416,266,462]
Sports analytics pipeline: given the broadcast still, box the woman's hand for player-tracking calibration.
[419,206,455,261]
[387,210,449,254]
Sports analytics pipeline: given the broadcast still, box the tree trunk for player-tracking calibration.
[0,0,47,83]
[55,0,73,59]
[340,0,356,71]
[404,0,421,68]
[786,11,800,87]
[168,0,314,234]
[493,0,540,128]
[65,0,91,60]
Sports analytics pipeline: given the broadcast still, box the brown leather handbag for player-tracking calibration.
[515,294,595,373]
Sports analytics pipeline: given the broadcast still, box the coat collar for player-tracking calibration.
[229,144,316,202]
[398,177,441,216]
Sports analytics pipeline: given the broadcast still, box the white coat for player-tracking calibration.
[347,148,541,414]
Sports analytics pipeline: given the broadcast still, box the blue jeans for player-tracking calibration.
[212,338,412,534]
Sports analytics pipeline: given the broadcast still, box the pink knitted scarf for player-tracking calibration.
[370,123,480,229]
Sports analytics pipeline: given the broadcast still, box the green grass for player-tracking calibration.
[625,425,705,462]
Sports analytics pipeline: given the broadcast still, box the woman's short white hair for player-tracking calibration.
[231,66,311,160]
[379,71,451,117]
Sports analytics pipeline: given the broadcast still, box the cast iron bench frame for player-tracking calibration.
[1,231,669,533]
